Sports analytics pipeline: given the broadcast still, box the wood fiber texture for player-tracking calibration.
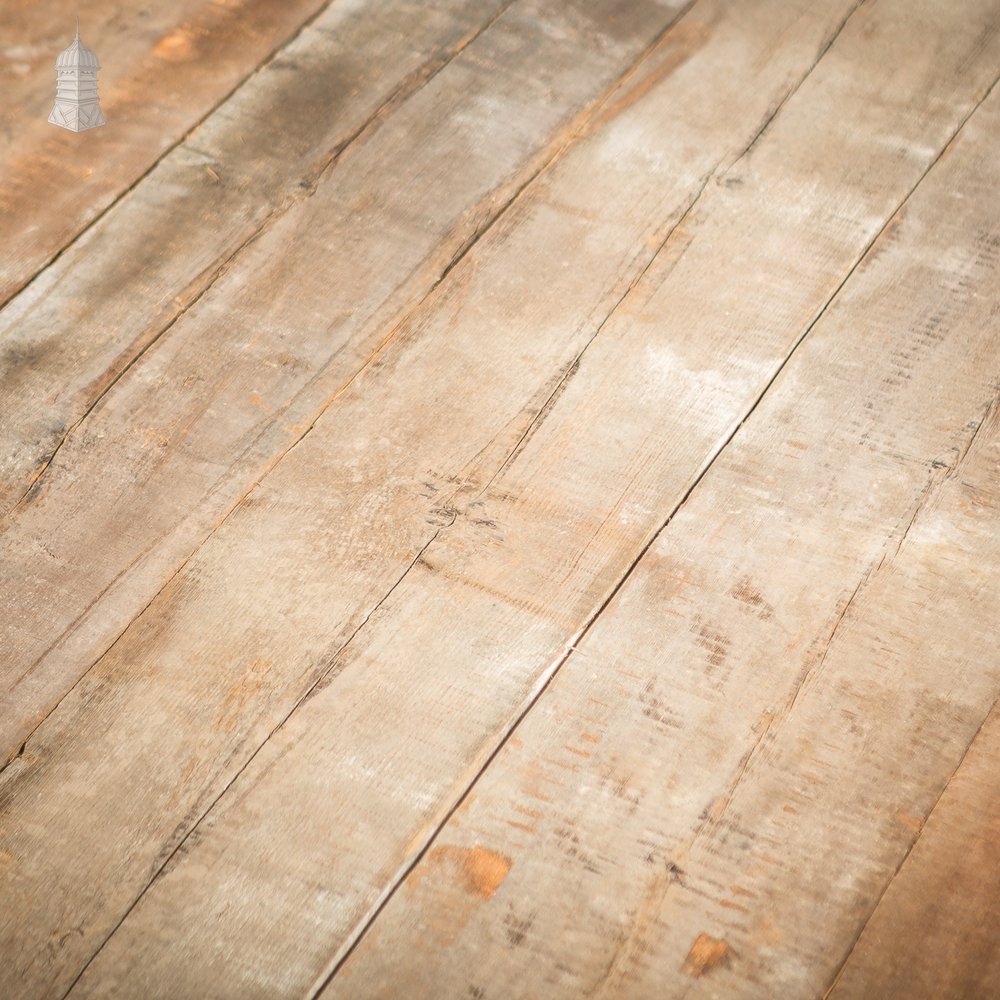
[1,0,998,997]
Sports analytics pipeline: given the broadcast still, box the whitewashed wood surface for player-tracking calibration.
[1,0,997,997]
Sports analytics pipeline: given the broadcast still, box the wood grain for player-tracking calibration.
[0,0,512,517]
[0,1,880,996]
[324,58,1000,999]
[828,700,1000,998]
[21,1,994,997]
[0,0,693,766]
[0,0,331,306]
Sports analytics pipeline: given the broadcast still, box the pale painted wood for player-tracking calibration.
[828,700,1000,998]
[0,0,693,767]
[2,1,987,997]
[323,68,1000,998]
[0,0,330,306]
[0,1,877,996]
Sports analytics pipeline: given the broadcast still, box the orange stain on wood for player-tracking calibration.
[506,820,536,834]
[896,811,924,832]
[718,898,749,913]
[456,846,512,899]
[215,657,272,732]
[152,27,197,62]
[513,805,544,820]
[414,845,513,900]
[682,933,730,977]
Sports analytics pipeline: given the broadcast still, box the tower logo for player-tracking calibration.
[49,21,106,132]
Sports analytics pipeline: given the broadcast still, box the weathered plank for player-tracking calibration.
[828,699,1000,999]
[0,0,512,517]
[322,68,1000,999]
[0,1,879,996]
[31,1,998,997]
[0,0,331,306]
[0,0,694,765]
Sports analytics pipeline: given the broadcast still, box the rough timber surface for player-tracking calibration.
[1,0,999,998]
[2,0,868,994]
[0,0,331,306]
[829,697,1000,998]
[0,0,512,516]
[0,0,692,767]
[325,66,1000,1000]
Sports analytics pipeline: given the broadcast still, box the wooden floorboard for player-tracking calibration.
[0,0,331,308]
[1,0,998,997]
[2,0,861,993]
[0,0,513,517]
[829,696,1000,998]
[0,0,693,768]
[324,55,1000,1000]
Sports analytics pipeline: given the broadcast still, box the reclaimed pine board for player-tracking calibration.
[39,1,1000,996]
[0,0,331,307]
[0,0,513,516]
[324,67,1000,999]
[0,0,875,995]
[0,0,695,767]
[829,699,1000,998]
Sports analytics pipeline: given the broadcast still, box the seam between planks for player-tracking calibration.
[0,0,703,775]
[56,524,451,999]
[822,684,1000,997]
[3,0,521,525]
[306,62,1000,1000]
[725,0,865,173]
[820,397,1000,998]
[0,0,338,317]
[474,0,866,499]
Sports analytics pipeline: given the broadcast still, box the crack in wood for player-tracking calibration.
[821,680,1000,999]
[727,0,866,173]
